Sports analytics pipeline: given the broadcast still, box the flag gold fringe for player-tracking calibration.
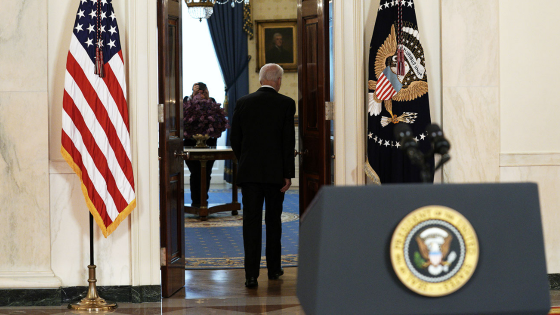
[364,159,382,185]
[61,146,136,238]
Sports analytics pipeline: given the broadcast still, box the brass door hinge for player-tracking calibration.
[160,247,166,266]
[158,104,164,123]
[325,102,334,120]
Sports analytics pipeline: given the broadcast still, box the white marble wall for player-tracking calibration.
[0,0,61,288]
[441,0,560,273]
[500,0,560,153]
[441,0,500,183]
[49,164,132,287]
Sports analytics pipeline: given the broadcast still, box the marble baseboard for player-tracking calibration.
[131,285,162,303]
[0,285,161,306]
[0,289,60,306]
[61,285,132,304]
[62,285,161,304]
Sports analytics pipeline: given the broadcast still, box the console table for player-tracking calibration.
[177,146,240,221]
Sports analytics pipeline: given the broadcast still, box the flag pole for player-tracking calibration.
[67,214,117,311]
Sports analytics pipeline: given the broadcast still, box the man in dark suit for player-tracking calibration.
[231,63,296,288]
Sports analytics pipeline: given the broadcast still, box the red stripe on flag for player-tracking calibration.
[379,79,394,97]
[101,62,135,190]
[66,52,135,190]
[102,62,130,131]
[63,91,129,214]
[376,75,391,100]
[377,76,396,100]
[381,88,396,100]
[61,131,113,228]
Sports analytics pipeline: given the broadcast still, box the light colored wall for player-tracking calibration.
[498,0,560,273]
[500,0,560,154]
[248,0,298,102]
[442,0,500,183]
[0,0,61,288]
[440,0,560,272]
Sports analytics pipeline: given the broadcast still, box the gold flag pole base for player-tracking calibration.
[68,265,117,312]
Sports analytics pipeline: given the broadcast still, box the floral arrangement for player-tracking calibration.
[183,93,229,138]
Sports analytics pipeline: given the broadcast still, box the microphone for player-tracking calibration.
[426,124,450,155]
[394,124,423,165]
[426,124,451,169]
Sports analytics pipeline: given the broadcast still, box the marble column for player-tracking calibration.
[441,0,500,183]
[0,0,61,288]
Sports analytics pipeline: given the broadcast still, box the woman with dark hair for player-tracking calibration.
[183,82,218,207]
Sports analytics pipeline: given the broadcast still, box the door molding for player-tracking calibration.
[332,0,365,185]
[127,0,162,288]
[124,0,369,287]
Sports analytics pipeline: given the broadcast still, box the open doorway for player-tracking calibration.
[180,0,301,271]
[159,0,333,297]
[181,10,228,186]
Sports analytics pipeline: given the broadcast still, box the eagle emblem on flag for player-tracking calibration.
[368,24,428,125]
[365,0,433,184]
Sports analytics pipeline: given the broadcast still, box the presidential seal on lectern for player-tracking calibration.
[390,205,479,297]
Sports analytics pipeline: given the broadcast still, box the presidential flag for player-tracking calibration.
[61,0,136,237]
[365,0,433,184]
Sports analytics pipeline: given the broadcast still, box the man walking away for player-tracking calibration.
[231,63,296,288]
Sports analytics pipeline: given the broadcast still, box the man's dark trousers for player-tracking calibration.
[242,183,285,278]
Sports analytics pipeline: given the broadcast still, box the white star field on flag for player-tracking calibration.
[379,0,414,11]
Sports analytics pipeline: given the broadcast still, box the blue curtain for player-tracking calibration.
[207,3,250,183]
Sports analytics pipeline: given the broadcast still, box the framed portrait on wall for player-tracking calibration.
[256,19,297,72]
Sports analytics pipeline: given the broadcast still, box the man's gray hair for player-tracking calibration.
[259,63,284,82]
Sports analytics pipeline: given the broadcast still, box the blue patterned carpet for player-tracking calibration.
[185,189,299,269]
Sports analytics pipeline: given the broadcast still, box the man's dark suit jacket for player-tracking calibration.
[231,86,296,186]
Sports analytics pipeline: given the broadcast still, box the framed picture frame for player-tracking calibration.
[256,19,297,72]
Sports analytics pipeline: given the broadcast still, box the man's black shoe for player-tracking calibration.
[268,268,284,280]
[245,277,258,288]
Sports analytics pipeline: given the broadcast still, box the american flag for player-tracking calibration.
[61,0,136,238]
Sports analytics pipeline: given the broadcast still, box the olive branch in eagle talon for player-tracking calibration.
[381,112,417,127]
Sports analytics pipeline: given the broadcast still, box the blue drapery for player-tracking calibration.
[207,3,250,183]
